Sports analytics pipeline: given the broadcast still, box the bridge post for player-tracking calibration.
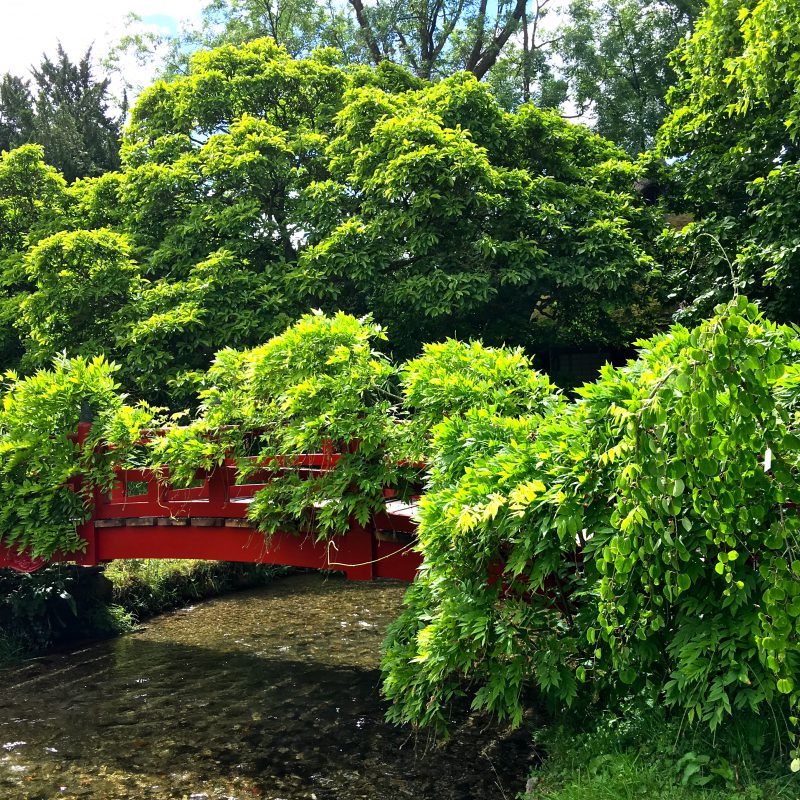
[206,463,229,514]
[336,521,375,581]
[73,422,98,566]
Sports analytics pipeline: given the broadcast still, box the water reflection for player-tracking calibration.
[0,573,532,799]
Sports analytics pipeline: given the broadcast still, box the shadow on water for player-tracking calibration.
[0,574,535,800]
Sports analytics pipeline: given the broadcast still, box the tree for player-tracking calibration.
[0,145,69,370]
[20,229,137,366]
[115,0,564,98]
[0,47,123,183]
[658,0,800,323]
[346,0,543,80]
[301,71,670,355]
[125,42,669,387]
[1,40,670,405]
[31,46,123,182]
[557,0,702,154]
[0,75,35,154]
[382,297,800,747]
[195,0,358,57]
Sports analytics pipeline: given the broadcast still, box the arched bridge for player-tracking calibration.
[0,427,422,581]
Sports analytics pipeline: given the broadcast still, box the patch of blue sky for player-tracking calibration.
[141,13,180,36]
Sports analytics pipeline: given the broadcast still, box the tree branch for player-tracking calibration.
[348,0,384,65]
[469,0,528,79]
[430,0,468,66]
[465,0,490,72]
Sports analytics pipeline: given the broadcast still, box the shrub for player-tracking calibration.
[382,297,800,764]
[0,354,157,558]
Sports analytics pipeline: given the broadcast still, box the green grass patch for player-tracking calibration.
[527,705,800,800]
[105,559,286,622]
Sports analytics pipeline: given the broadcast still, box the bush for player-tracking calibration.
[0,355,156,558]
[381,297,800,764]
[528,703,798,799]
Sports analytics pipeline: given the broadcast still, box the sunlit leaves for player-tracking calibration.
[0,354,159,558]
[383,297,800,746]
[659,0,800,324]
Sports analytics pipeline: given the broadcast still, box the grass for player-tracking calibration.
[525,703,800,800]
[105,558,286,621]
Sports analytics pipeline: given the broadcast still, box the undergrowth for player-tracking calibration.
[0,560,286,668]
[526,704,799,799]
[105,559,286,620]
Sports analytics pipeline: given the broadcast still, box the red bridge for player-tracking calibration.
[0,426,422,581]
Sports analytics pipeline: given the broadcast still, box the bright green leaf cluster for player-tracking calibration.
[0,40,671,404]
[381,297,800,750]
[0,355,158,558]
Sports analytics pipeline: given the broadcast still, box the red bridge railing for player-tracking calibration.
[0,425,422,581]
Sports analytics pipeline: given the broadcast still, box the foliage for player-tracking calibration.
[0,145,68,261]
[343,0,555,82]
[381,298,800,758]
[558,0,702,154]
[115,0,563,90]
[0,46,122,183]
[0,40,670,403]
[0,567,80,655]
[400,338,560,457]
[149,311,411,538]
[20,228,138,366]
[0,145,70,370]
[0,565,133,662]
[104,559,284,621]
[658,0,800,323]
[0,74,35,154]
[527,704,799,799]
[302,70,669,357]
[0,354,156,559]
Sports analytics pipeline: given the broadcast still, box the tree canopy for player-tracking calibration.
[0,38,672,405]
[559,0,702,154]
[658,0,800,323]
[114,0,702,147]
[0,47,122,183]
[121,0,564,90]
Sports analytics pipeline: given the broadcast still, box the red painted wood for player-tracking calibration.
[0,544,46,573]
[0,430,424,581]
[374,539,420,582]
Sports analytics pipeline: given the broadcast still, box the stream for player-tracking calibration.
[0,573,534,799]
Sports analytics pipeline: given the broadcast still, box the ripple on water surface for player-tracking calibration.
[0,573,534,799]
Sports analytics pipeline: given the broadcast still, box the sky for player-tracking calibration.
[0,0,203,83]
[0,0,574,114]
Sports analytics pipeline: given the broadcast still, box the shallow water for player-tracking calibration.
[0,573,533,799]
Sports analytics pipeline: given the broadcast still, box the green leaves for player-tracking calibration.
[659,0,800,325]
[400,338,559,459]
[0,40,672,399]
[382,298,800,746]
[0,354,158,558]
[149,311,412,540]
[20,228,137,368]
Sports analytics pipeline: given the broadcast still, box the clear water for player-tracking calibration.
[0,573,533,799]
